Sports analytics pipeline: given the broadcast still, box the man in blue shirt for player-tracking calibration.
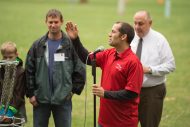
[25,9,86,127]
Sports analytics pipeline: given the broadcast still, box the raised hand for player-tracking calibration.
[65,21,79,40]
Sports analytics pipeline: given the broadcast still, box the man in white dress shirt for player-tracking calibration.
[130,10,176,127]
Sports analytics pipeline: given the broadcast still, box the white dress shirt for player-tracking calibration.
[131,28,176,87]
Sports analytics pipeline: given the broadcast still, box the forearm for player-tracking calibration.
[71,37,91,64]
[150,60,176,76]
[25,55,36,98]
[25,71,35,97]
[72,59,86,95]
[151,42,176,76]
[104,89,138,100]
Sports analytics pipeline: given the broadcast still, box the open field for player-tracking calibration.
[0,0,190,126]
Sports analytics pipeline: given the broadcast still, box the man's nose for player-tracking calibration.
[52,22,56,26]
[5,57,13,61]
[108,32,111,37]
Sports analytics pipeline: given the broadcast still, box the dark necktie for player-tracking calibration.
[136,38,143,60]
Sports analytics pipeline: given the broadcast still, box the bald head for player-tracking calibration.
[133,10,152,38]
[134,10,152,21]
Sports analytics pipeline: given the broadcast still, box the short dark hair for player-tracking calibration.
[116,21,134,44]
[46,9,63,21]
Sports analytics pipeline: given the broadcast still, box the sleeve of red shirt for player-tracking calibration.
[89,50,107,69]
[125,60,143,94]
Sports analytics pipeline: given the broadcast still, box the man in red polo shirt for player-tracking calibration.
[66,21,143,127]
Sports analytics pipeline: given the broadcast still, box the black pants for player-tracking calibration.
[139,83,166,127]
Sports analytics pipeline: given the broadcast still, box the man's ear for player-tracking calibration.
[16,52,18,57]
[61,19,64,25]
[121,34,127,41]
[149,20,152,26]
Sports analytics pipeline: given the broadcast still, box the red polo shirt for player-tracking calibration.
[93,47,143,127]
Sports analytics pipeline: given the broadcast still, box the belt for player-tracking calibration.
[141,83,165,89]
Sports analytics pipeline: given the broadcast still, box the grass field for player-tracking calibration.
[0,0,190,127]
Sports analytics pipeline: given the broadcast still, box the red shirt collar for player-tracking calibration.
[114,47,131,59]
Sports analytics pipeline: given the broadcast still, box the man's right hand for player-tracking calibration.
[29,96,38,107]
[65,21,79,40]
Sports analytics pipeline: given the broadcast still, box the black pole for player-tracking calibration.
[92,53,96,127]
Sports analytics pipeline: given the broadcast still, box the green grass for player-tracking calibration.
[0,0,190,127]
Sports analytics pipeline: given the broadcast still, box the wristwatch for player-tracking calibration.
[148,67,152,74]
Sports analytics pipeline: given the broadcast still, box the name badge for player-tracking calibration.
[54,53,65,61]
